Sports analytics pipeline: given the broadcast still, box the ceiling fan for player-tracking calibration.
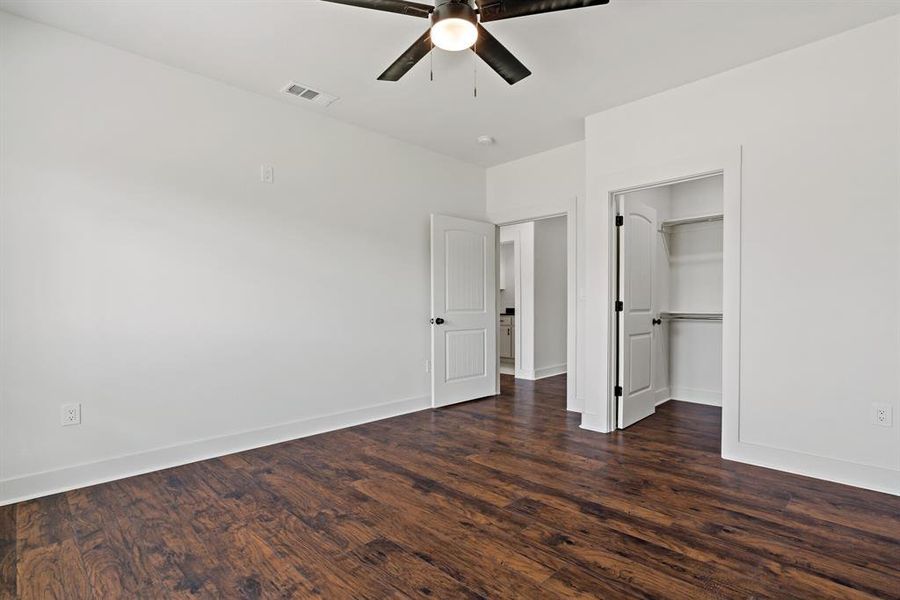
[321,0,610,85]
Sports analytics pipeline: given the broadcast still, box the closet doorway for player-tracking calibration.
[613,174,724,428]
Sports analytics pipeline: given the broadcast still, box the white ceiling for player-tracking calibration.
[3,0,899,166]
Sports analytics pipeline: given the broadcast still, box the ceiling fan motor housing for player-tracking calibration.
[431,0,478,27]
[323,0,612,85]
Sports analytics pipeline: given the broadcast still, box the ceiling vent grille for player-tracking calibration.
[282,81,338,107]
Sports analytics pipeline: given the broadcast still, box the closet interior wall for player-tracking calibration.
[667,176,724,406]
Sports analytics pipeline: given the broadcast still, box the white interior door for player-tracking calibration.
[618,197,658,428]
[431,214,498,408]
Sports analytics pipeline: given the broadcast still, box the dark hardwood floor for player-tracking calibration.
[2,374,899,599]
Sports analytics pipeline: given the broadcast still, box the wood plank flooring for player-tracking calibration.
[2,374,899,599]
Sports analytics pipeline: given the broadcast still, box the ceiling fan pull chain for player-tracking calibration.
[473,38,478,98]
[430,36,434,82]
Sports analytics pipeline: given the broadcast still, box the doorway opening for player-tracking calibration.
[612,174,724,429]
[498,240,516,376]
[498,216,568,395]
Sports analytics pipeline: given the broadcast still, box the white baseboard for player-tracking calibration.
[515,364,567,381]
[725,441,900,497]
[670,386,722,406]
[577,397,899,496]
[580,411,613,433]
[533,363,567,380]
[0,395,430,506]
[654,387,671,406]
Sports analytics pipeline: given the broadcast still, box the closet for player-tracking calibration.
[616,175,724,428]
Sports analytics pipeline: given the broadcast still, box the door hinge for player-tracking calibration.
[615,215,624,227]
[614,300,623,312]
[614,385,623,397]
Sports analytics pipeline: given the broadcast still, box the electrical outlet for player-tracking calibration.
[61,403,81,426]
[873,404,892,427]
[425,359,431,373]
[260,164,274,184]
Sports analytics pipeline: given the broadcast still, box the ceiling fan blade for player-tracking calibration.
[472,24,531,85]
[321,0,433,19]
[476,0,609,22]
[378,30,432,81]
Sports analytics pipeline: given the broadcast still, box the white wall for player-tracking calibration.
[669,320,722,406]
[668,220,724,313]
[533,216,567,378]
[486,141,584,224]
[583,15,900,494]
[669,175,725,220]
[487,141,583,411]
[0,12,486,504]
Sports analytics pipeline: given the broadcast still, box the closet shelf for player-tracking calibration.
[658,213,723,255]
[658,213,723,233]
[659,311,722,322]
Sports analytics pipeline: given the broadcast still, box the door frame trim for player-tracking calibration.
[582,146,742,462]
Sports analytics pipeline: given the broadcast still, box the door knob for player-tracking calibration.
[652,318,662,326]
[431,318,445,325]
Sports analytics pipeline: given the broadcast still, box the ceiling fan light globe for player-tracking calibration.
[431,18,477,51]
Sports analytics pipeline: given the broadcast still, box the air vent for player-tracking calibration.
[282,81,338,107]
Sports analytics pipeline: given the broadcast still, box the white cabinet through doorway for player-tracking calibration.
[499,315,515,359]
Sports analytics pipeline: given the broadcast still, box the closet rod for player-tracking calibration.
[659,312,722,322]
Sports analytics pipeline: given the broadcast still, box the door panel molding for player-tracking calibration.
[618,196,658,428]
[431,215,498,408]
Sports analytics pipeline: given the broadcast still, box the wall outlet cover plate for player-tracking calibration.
[873,404,892,427]
[61,403,81,426]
